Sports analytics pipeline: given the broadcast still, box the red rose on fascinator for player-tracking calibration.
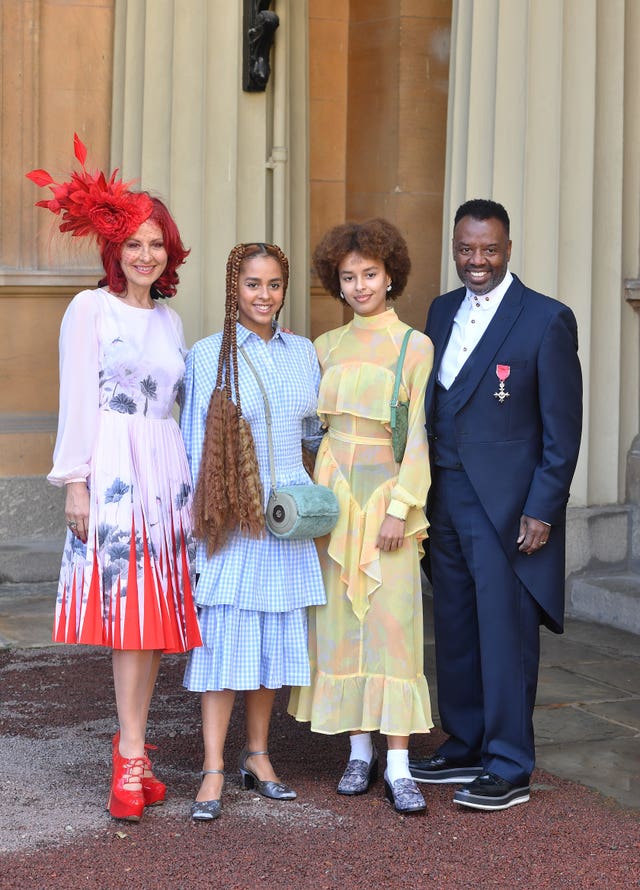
[26,133,152,244]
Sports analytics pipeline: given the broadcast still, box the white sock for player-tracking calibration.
[349,732,373,763]
[386,749,410,784]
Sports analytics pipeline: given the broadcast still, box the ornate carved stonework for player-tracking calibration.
[243,0,279,92]
[624,278,640,312]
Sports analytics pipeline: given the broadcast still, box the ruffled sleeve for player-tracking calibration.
[385,331,434,521]
[165,304,188,408]
[47,290,101,487]
[319,362,395,422]
[166,304,188,359]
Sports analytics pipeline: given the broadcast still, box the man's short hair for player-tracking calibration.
[454,199,510,237]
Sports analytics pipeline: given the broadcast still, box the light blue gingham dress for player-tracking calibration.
[181,324,327,691]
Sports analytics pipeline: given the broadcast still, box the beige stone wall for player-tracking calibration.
[346,0,450,332]
[0,0,114,476]
[309,0,451,338]
[0,288,69,475]
[1,0,113,273]
[1,0,309,476]
[308,0,350,339]
[111,0,310,348]
[4,0,639,535]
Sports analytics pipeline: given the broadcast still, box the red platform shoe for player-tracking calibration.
[108,751,146,822]
[112,731,167,807]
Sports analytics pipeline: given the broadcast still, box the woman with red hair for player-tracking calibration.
[27,136,202,823]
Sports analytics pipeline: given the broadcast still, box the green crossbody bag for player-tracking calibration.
[390,328,413,464]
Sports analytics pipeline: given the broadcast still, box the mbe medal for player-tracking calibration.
[493,364,511,403]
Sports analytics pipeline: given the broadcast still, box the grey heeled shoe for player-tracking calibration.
[190,769,224,822]
[238,749,297,800]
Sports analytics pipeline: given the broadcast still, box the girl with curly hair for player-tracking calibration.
[289,218,434,815]
[181,242,326,822]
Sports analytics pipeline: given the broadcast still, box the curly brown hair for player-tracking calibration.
[193,242,290,554]
[312,218,411,300]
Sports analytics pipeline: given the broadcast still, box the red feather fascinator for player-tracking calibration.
[26,133,153,244]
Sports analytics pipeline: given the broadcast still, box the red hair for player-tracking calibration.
[98,196,190,298]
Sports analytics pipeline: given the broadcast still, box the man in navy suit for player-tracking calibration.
[409,199,582,810]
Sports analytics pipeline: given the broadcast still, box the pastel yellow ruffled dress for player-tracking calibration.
[288,308,434,736]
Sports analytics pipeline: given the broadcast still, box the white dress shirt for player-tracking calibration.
[438,271,513,390]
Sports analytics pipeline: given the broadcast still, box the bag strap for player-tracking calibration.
[390,328,413,426]
[238,345,278,494]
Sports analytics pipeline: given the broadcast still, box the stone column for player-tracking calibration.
[0,0,114,476]
[111,0,309,344]
[624,278,640,500]
[624,278,640,571]
[443,0,640,513]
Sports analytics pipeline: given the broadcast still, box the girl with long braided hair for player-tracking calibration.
[181,243,326,822]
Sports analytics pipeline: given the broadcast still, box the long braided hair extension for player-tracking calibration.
[193,242,290,554]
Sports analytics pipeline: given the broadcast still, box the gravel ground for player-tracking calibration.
[0,647,638,889]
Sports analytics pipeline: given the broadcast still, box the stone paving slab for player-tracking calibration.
[536,665,632,706]
[542,619,640,658]
[536,737,640,811]
[568,658,640,693]
[581,698,640,731]
[534,704,637,744]
[540,631,619,665]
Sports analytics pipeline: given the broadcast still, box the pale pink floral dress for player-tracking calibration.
[48,287,201,652]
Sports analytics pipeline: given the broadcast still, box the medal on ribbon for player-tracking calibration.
[493,364,511,403]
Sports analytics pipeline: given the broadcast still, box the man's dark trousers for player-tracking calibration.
[429,466,541,786]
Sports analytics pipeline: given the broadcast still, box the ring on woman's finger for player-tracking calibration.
[68,520,78,529]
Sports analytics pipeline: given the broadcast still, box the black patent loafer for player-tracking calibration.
[453,772,530,810]
[409,753,483,784]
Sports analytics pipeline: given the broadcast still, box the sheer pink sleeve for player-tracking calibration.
[47,290,101,487]
[166,304,188,357]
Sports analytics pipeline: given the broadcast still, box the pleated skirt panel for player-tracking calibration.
[53,414,202,653]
